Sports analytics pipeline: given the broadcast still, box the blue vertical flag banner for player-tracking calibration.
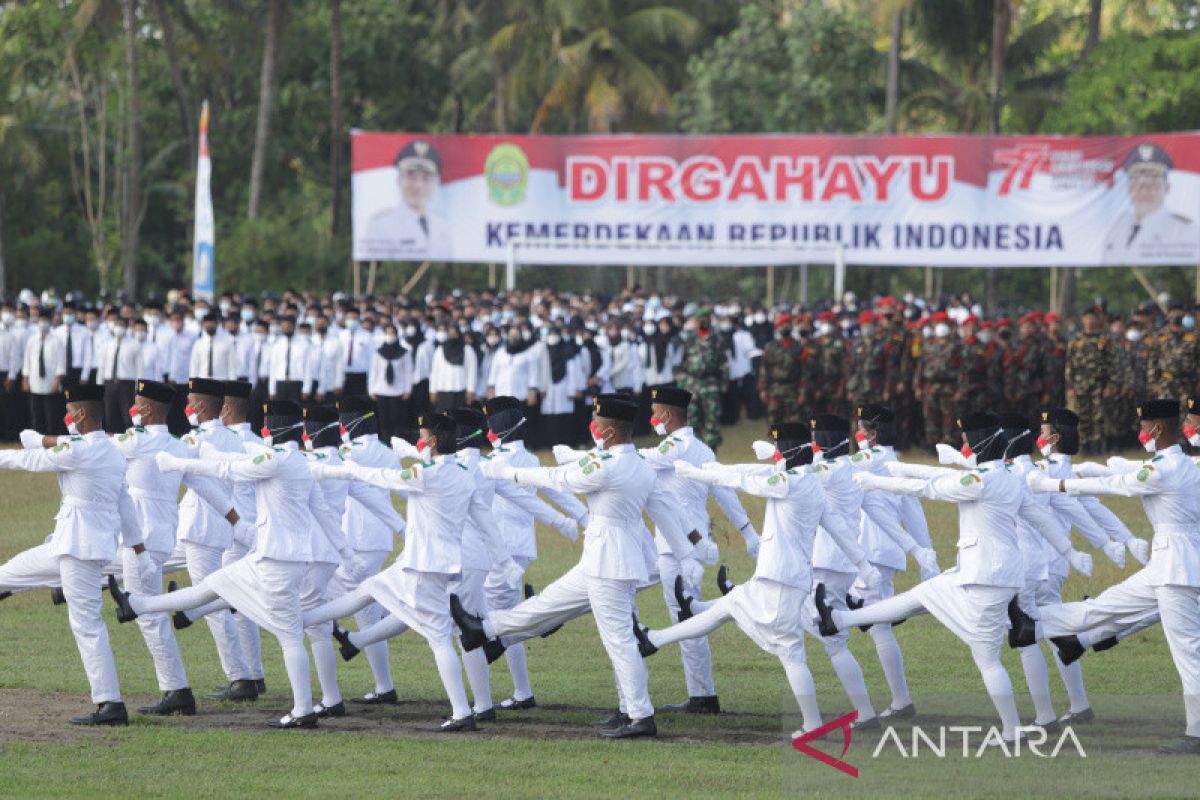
[192,100,215,300]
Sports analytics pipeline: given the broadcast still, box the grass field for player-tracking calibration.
[0,420,1197,799]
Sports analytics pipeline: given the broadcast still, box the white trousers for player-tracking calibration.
[658,554,715,697]
[488,563,653,720]
[122,548,188,691]
[0,544,121,703]
[1038,567,1200,736]
[328,549,394,694]
[221,538,263,680]
[484,555,534,700]
[183,541,252,682]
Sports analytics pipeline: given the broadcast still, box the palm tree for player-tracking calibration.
[247,0,287,220]
[0,98,44,294]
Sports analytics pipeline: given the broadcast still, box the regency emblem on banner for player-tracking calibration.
[486,142,529,206]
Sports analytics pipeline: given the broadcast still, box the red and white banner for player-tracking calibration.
[351,131,1200,267]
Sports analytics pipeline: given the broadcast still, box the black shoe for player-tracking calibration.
[846,594,872,632]
[314,701,346,718]
[524,582,536,599]
[880,703,916,719]
[70,702,128,726]
[632,614,657,658]
[172,611,192,630]
[437,715,477,732]
[137,688,197,716]
[852,715,881,731]
[673,575,694,622]
[498,695,536,710]
[449,593,487,652]
[205,679,259,702]
[539,623,564,639]
[1051,635,1086,666]
[266,712,318,729]
[474,706,497,723]
[716,565,735,596]
[814,583,838,637]
[483,637,507,665]
[349,689,398,705]
[0,591,10,602]
[1093,636,1120,652]
[590,710,629,729]
[1058,707,1094,725]
[332,623,360,661]
[255,679,267,694]
[1158,736,1200,755]
[1006,596,1037,648]
[662,695,720,714]
[108,574,137,623]
[599,715,657,739]
[50,586,66,606]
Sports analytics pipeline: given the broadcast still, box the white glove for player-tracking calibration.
[134,551,158,591]
[751,440,777,460]
[497,557,524,587]
[694,538,719,565]
[741,524,761,560]
[555,516,580,542]
[1101,540,1126,568]
[19,429,43,450]
[934,443,960,465]
[490,463,518,481]
[1073,461,1111,478]
[1025,471,1059,493]
[913,546,940,580]
[338,546,356,564]
[552,444,577,465]
[852,471,882,491]
[857,562,884,592]
[154,451,185,473]
[390,436,420,460]
[681,557,705,589]
[1106,456,1141,473]
[1126,537,1150,565]
[673,460,705,480]
[1067,549,1094,577]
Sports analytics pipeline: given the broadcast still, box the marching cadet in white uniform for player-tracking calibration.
[819,411,1027,742]
[636,424,837,734]
[115,400,337,729]
[853,407,933,549]
[176,377,258,701]
[0,384,149,725]
[327,396,407,705]
[1022,399,1200,754]
[453,395,661,738]
[640,386,759,715]
[302,413,480,732]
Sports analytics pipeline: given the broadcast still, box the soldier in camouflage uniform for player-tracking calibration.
[981,320,1008,409]
[1147,303,1200,413]
[1108,317,1147,449]
[1043,312,1068,409]
[757,314,804,427]
[676,307,727,450]
[1065,306,1115,454]
[878,300,914,448]
[846,310,886,413]
[811,312,847,415]
[914,312,961,447]
[1004,313,1047,422]
[958,316,991,415]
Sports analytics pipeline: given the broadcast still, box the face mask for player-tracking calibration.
[854,430,871,450]
[129,405,143,427]
[405,326,417,337]
[64,413,78,436]
[521,329,533,341]
[346,319,360,330]
[574,335,585,346]
[1184,423,1200,447]
[415,438,429,454]
[240,309,256,322]
[193,308,207,320]
[547,334,561,346]
[650,415,667,436]
[754,312,767,324]
[1138,428,1158,453]
[203,327,217,337]
[134,331,146,342]
[486,430,501,447]
[719,321,733,332]
[219,302,232,315]
[185,405,200,427]
[589,419,606,450]
[861,324,875,338]
[113,327,126,339]
[485,335,499,346]
[37,321,51,332]
[384,334,398,345]
[145,315,160,326]
[978,330,994,343]
[269,325,281,336]
[1184,315,1195,330]
[302,431,314,450]
[1036,435,1054,457]
[62,314,76,325]
[937,323,954,338]
[435,331,448,343]
[0,312,13,324]
[960,442,974,459]
[1125,329,1142,342]
[254,332,267,343]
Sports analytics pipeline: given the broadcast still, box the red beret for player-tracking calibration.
[998,317,1013,327]
[774,313,793,328]
[962,314,978,325]
[818,311,836,322]
[930,311,950,323]
[1044,312,1060,323]
[876,296,898,309]
[857,310,876,324]
[980,320,995,329]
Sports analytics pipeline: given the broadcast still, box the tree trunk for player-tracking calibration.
[1058,267,1077,316]
[0,188,6,294]
[884,11,903,134]
[248,0,287,220]
[329,0,344,236]
[985,0,1011,315]
[121,0,142,297]
[152,0,195,167]
[1084,0,1101,54]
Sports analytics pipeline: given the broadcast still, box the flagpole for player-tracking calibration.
[192,100,215,301]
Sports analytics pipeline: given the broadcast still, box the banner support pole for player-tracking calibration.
[833,244,846,300]
[766,265,775,307]
[506,239,517,291]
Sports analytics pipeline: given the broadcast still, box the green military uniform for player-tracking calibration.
[916,335,961,447]
[1043,334,1067,409]
[1108,333,1147,447]
[812,335,847,415]
[758,336,803,426]
[959,334,992,416]
[880,319,915,448]
[1004,333,1046,422]
[846,331,886,415]
[1065,330,1114,454]
[676,311,728,450]
[1148,325,1200,411]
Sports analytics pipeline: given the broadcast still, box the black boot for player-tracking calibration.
[632,614,657,658]
[524,583,536,600]
[205,679,259,702]
[137,688,197,716]
[1093,636,1120,652]
[673,575,694,622]
[598,715,657,739]
[255,679,267,694]
[1006,596,1037,648]
[70,702,129,726]
[50,587,66,606]
[108,575,137,623]
[449,593,487,652]
[716,565,735,596]
[590,710,629,729]
[0,591,10,602]
[332,623,360,661]
[846,594,872,632]
[349,689,398,705]
[266,712,318,729]
[813,583,839,636]
[1158,736,1200,755]
[1051,635,1086,666]
[663,695,720,714]
[314,701,346,718]
[498,695,536,710]
[483,637,507,664]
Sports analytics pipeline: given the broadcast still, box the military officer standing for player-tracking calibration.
[675,308,727,450]
[1066,306,1116,455]
[757,313,804,427]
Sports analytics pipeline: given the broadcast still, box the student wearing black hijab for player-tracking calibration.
[429,323,477,412]
[539,327,580,448]
[369,323,412,442]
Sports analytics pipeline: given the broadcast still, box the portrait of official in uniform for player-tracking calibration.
[361,139,452,260]
[1103,142,1199,263]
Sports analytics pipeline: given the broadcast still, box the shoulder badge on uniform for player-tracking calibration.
[960,472,983,486]
[1152,455,1164,462]
[658,441,674,454]
[577,455,592,467]
[850,451,870,464]
[252,453,272,464]
[52,442,71,453]
[582,461,601,475]
[273,446,285,453]
[400,466,421,481]
[767,474,785,485]
[338,446,351,458]
[1136,466,1154,482]
[117,432,132,443]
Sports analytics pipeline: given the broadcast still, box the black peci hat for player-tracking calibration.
[223,380,252,399]
[593,394,639,422]
[135,379,175,404]
[856,404,895,424]
[649,385,692,409]
[1137,399,1179,421]
[64,384,104,403]
[187,377,226,398]
[1041,408,1079,428]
